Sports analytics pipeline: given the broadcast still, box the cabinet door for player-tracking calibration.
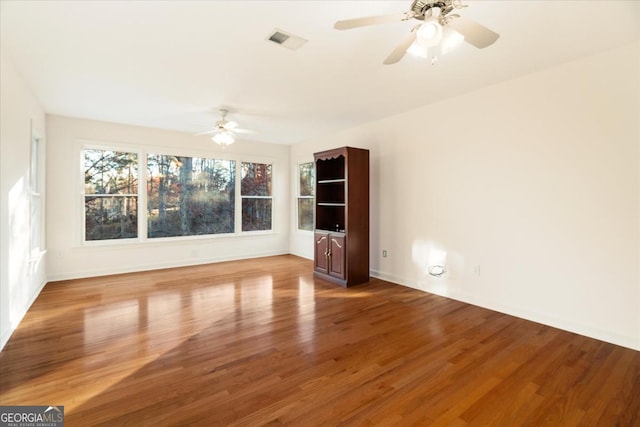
[329,235,345,279]
[314,233,329,273]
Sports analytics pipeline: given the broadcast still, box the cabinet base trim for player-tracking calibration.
[313,271,369,288]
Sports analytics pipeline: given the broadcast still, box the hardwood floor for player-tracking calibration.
[1,255,638,426]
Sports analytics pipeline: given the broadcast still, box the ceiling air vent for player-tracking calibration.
[266,28,307,51]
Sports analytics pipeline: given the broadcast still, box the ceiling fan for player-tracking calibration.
[334,0,499,65]
[195,109,254,146]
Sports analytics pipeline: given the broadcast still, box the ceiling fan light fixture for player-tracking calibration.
[212,130,235,146]
[408,9,464,63]
[417,20,442,47]
[407,40,428,58]
[407,41,438,65]
[416,7,443,47]
[441,27,465,55]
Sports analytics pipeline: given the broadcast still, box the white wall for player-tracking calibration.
[47,115,290,280]
[290,42,640,350]
[0,52,47,349]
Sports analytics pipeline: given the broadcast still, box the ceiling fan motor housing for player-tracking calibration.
[411,0,456,19]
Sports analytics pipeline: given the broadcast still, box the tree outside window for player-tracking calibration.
[297,162,314,231]
[83,147,275,241]
[83,149,138,241]
[241,162,272,231]
[147,155,235,237]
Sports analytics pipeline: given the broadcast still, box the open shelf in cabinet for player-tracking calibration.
[315,204,345,232]
[316,156,345,181]
[316,180,345,204]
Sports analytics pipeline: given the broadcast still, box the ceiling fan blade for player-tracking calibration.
[383,28,418,65]
[234,128,256,135]
[447,16,499,49]
[193,129,217,136]
[224,120,238,130]
[334,12,413,30]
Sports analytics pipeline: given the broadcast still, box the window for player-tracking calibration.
[147,155,235,237]
[83,149,138,241]
[30,129,45,255]
[82,146,276,242]
[297,162,315,231]
[241,162,272,231]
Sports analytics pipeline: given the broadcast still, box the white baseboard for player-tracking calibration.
[0,278,47,351]
[47,250,289,282]
[0,326,13,352]
[288,250,313,261]
[370,269,640,352]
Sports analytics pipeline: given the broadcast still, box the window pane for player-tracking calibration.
[242,198,272,231]
[31,134,44,252]
[298,198,314,231]
[85,196,138,240]
[83,148,138,242]
[297,162,314,231]
[147,155,235,237]
[241,162,272,196]
[84,149,138,195]
[31,193,41,251]
[298,162,314,197]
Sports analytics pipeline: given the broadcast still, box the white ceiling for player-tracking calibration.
[1,1,638,145]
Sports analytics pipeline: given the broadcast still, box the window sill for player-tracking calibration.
[80,231,279,247]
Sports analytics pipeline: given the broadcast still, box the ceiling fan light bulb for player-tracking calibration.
[441,27,465,55]
[417,19,442,47]
[212,130,235,146]
[407,40,428,58]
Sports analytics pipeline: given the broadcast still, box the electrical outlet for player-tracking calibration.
[382,250,388,258]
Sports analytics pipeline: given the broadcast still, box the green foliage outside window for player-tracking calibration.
[241,162,272,231]
[297,162,314,231]
[84,149,138,241]
[147,155,235,237]
[83,149,274,241]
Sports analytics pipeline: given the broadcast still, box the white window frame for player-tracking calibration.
[79,141,278,245]
[145,153,237,239]
[80,144,142,245]
[239,161,274,233]
[30,125,46,259]
[296,161,315,233]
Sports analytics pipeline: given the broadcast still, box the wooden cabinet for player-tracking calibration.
[314,232,329,273]
[313,147,369,287]
[314,232,345,280]
[328,234,345,279]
